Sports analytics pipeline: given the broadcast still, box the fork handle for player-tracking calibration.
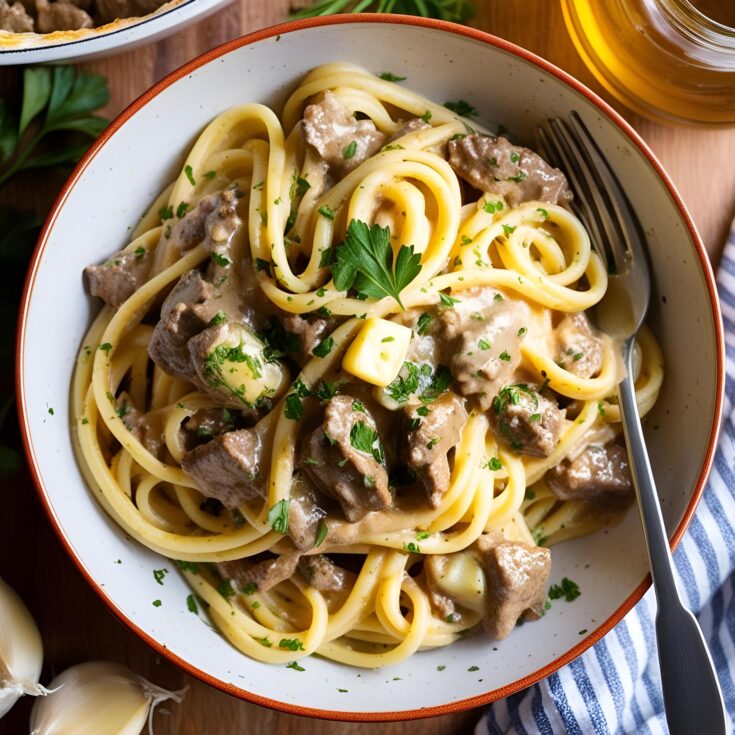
[618,338,727,735]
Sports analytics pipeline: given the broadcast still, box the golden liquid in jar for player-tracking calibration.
[561,0,735,125]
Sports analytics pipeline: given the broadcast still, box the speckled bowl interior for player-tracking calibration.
[17,17,722,720]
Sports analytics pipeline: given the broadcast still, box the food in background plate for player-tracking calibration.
[72,63,664,668]
[0,0,164,33]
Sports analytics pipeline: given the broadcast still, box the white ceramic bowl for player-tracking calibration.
[0,0,232,65]
[17,15,724,721]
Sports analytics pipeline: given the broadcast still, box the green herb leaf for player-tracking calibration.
[349,421,384,464]
[343,140,357,159]
[267,498,291,534]
[315,519,328,547]
[184,165,196,186]
[378,72,407,81]
[444,99,477,118]
[332,219,421,309]
[416,312,433,335]
[312,336,334,358]
[279,637,305,651]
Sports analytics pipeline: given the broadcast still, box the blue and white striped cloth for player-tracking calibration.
[477,225,735,735]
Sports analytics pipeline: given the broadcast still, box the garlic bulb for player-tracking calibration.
[30,661,184,735]
[0,576,46,719]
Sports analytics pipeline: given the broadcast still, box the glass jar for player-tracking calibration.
[560,0,735,126]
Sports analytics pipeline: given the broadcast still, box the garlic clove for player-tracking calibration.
[30,661,184,735]
[0,576,45,719]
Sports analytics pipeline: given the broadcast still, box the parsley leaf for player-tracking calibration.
[349,421,384,464]
[268,498,290,534]
[312,336,334,358]
[332,219,421,310]
[548,577,581,602]
[444,99,477,118]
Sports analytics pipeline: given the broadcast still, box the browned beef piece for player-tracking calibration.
[302,91,386,176]
[440,288,529,410]
[182,408,236,445]
[216,552,300,594]
[475,532,551,639]
[547,444,632,503]
[490,385,565,457]
[281,313,332,362]
[94,0,160,23]
[0,0,33,30]
[84,246,152,309]
[423,555,459,622]
[298,555,354,592]
[36,0,92,30]
[181,428,264,508]
[448,134,572,207]
[405,392,467,507]
[147,270,222,380]
[115,392,164,458]
[554,313,603,378]
[387,117,431,144]
[299,395,391,522]
[288,474,328,551]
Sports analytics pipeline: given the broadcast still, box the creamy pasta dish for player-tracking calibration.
[73,63,663,668]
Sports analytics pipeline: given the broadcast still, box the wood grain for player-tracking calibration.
[2,2,734,734]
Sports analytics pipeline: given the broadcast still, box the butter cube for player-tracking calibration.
[342,317,412,387]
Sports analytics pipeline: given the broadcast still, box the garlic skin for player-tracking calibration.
[0,576,45,719]
[30,661,184,735]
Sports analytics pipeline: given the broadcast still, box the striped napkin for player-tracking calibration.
[476,225,735,735]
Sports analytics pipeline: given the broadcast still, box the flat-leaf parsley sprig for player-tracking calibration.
[0,66,109,188]
[332,219,422,310]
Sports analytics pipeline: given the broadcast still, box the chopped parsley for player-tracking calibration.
[176,201,189,218]
[467,665,480,672]
[209,311,227,326]
[186,594,198,613]
[420,109,432,123]
[267,498,290,534]
[478,339,491,351]
[403,541,421,553]
[417,312,433,335]
[242,581,257,595]
[444,99,477,117]
[175,559,199,574]
[493,384,538,415]
[254,258,271,272]
[287,661,306,671]
[439,291,460,307]
[318,205,335,220]
[537,207,549,220]
[204,170,217,179]
[210,252,230,268]
[498,351,511,362]
[487,457,502,471]
[416,530,430,540]
[518,326,527,337]
[437,665,446,672]
[509,170,527,183]
[548,577,581,602]
[332,219,422,310]
[158,205,174,220]
[350,421,384,463]
[483,200,504,214]
[352,399,365,412]
[184,165,196,186]
[134,246,146,258]
[502,224,516,236]
[99,342,112,354]
[342,140,357,159]
[426,437,439,450]
[312,336,334,358]
[152,599,162,607]
[153,568,168,585]
[279,638,305,651]
[315,520,328,547]
[218,579,235,599]
[598,401,606,417]
[378,71,406,82]
[284,394,304,420]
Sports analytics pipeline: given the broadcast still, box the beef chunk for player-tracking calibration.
[84,246,152,308]
[302,91,386,176]
[188,321,286,410]
[182,408,236,445]
[387,117,431,143]
[288,474,328,551]
[490,384,565,457]
[281,313,333,363]
[115,392,163,458]
[404,392,467,507]
[216,552,299,594]
[181,428,264,508]
[475,532,551,639]
[298,555,354,592]
[424,555,458,621]
[547,444,632,503]
[448,134,572,207]
[0,0,33,30]
[148,269,221,380]
[441,288,529,409]
[94,0,160,23]
[299,395,391,522]
[554,313,603,378]
[36,0,92,31]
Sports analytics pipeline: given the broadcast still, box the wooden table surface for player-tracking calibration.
[2,2,735,734]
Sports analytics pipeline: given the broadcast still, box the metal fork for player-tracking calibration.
[537,113,727,735]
